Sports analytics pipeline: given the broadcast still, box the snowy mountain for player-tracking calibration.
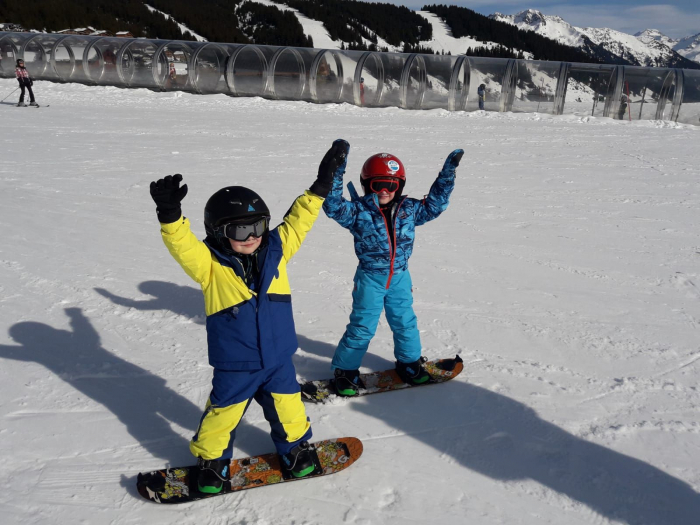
[672,33,700,63]
[490,9,698,68]
[634,28,700,64]
[634,28,678,48]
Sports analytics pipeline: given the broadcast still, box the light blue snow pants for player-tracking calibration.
[331,267,422,371]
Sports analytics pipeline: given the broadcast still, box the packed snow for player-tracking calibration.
[1,78,700,525]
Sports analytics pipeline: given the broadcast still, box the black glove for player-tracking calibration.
[150,174,188,223]
[29,79,33,86]
[310,139,349,198]
[439,149,464,179]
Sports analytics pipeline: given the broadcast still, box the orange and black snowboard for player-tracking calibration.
[300,355,464,403]
[137,437,363,504]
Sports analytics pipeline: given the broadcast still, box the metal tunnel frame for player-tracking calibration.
[1,31,698,125]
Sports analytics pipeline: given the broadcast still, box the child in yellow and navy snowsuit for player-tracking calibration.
[149,140,348,493]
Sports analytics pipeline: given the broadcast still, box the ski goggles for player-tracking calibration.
[367,177,400,194]
[218,216,269,242]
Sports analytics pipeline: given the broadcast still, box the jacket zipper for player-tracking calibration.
[374,197,405,289]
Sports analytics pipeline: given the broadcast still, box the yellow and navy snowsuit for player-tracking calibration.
[159,191,323,460]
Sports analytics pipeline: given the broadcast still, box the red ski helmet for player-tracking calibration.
[360,153,406,195]
[360,153,406,181]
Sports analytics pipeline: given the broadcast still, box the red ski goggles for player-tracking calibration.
[367,177,400,194]
[218,216,269,242]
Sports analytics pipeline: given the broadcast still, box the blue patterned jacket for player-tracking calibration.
[323,156,458,284]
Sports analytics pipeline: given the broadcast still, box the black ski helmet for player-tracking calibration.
[204,186,270,238]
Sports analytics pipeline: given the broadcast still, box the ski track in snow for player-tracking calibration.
[1,79,700,524]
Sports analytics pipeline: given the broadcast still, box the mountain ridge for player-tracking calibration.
[490,9,699,68]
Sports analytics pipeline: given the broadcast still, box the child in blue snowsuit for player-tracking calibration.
[148,140,347,492]
[322,144,464,396]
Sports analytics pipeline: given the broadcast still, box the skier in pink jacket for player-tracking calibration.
[15,59,38,107]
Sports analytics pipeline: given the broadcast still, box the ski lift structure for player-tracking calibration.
[1,30,698,125]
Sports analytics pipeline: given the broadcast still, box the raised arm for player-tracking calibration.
[277,191,324,262]
[321,140,357,229]
[150,174,212,286]
[414,149,464,226]
[277,140,350,260]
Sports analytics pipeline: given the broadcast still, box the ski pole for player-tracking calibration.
[1,87,19,103]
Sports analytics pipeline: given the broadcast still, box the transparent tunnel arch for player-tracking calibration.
[226,44,270,97]
[1,30,698,125]
[310,49,345,104]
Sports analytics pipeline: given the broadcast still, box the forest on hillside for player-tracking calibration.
[0,0,195,40]
[145,0,249,43]
[0,0,311,47]
[281,0,432,50]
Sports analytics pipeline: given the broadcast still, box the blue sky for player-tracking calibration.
[388,1,700,38]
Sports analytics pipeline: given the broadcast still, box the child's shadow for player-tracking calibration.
[0,308,268,467]
[350,374,700,525]
[97,281,394,377]
[96,281,205,324]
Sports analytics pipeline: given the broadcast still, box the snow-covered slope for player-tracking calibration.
[416,10,531,58]
[1,79,700,525]
[253,0,342,50]
[259,0,519,55]
[144,3,207,42]
[491,9,694,67]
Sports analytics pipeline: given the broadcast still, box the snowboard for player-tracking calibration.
[137,437,363,504]
[300,355,464,403]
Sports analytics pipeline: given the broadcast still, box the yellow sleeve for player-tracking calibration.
[276,191,324,262]
[160,216,212,287]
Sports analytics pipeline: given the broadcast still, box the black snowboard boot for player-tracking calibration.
[197,457,230,494]
[281,441,315,478]
[396,358,431,385]
[333,368,361,397]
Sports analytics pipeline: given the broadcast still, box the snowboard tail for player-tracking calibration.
[301,355,464,403]
[137,437,363,504]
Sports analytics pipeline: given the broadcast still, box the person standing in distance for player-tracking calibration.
[15,59,38,107]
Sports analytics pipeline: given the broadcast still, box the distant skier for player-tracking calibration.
[15,59,37,107]
[618,93,629,120]
[147,140,345,493]
[322,144,464,396]
[360,77,365,106]
[477,83,486,110]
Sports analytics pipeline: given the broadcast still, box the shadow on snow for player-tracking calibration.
[0,306,270,469]
[92,280,700,522]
